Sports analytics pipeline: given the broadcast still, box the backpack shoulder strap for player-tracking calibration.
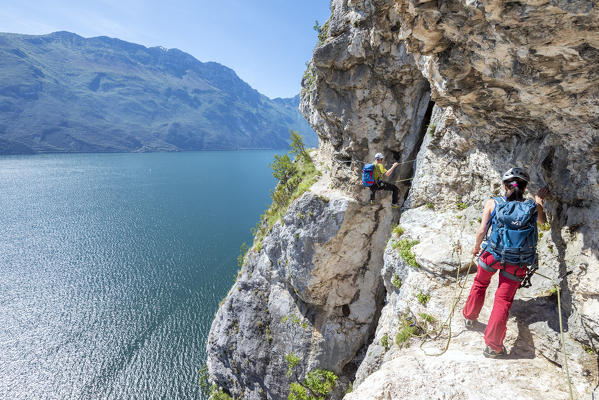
[484,197,502,239]
[489,196,504,220]
[493,196,506,204]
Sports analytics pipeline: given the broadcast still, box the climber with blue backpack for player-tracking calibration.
[363,153,400,208]
[462,167,549,358]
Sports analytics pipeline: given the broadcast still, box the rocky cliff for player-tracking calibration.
[207,1,598,399]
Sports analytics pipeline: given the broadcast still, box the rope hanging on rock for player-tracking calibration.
[418,250,475,357]
[526,267,577,400]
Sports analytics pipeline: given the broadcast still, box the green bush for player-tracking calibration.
[416,292,430,306]
[395,315,419,347]
[205,384,232,400]
[271,153,296,184]
[381,333,390,350]
[304,369,338,397]
[286,353,301,378]
[456,202,469,210]
[302,66,316,88]
[391,239,421,268]
[237,242,248,267]
[288,369,338,400]
[289,382,309,400]
[427,123,437,136]
[198,365,210,396]
[539,221,551,231]
[418,313,436,324]
[313,20,329,44]
[391,273,402,290]
[583,344,596,355]
[253,131,319,247]
[265,325,273,343]
[345,382,353,394]
[283,313,304,327]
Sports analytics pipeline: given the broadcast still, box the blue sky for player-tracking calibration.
[1,0,331,99]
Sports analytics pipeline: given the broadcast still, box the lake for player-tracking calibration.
[0,151,279,400]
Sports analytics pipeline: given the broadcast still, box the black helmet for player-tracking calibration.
[502,167,530,183]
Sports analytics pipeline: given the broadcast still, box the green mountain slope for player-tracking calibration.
[0,31,317,154]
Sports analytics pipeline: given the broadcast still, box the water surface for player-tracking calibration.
[0,151,278,400]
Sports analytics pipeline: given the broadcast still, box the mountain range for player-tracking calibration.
[0,31,317,154]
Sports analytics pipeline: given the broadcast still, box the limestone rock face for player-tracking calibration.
[351,206,597,399]
[207,0,599,399]
[300,0,432,195]
[206,186,395,399]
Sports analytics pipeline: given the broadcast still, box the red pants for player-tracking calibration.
[462,251,527,352]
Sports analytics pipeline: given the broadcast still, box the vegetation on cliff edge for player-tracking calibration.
[251,130,320,249]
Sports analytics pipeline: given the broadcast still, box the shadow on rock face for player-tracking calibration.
[509,320,537,360]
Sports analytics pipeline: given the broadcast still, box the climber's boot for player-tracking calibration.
[483,345,507,358]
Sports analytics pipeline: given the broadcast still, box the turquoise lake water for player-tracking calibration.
[0,151,279,400]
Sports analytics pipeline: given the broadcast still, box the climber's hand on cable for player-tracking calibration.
[535,186,549,204]
[471,247,480,257]
[392,162,399,168]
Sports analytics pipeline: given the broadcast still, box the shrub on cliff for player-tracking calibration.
[252,131,320,247]
[288,368,338,400]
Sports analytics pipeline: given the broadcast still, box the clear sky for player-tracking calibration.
[1,0,331,99]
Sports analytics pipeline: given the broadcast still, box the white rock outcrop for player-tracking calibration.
[207,178,397,399]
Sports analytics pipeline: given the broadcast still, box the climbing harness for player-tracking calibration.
[519,262,538,288]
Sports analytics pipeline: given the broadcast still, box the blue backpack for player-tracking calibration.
[362,164,375,187]
[483,197,538,266]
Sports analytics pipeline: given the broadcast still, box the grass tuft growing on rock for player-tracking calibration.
[583,344,596,355]
[381,333,390,350]
[391,239,421,268]
[252,131,320,248]
[427,123,437,136]
[392,225,405,237]
[391,273,402,290]
[416,291,430,306]
[395,315,420,347]
[456,202,469,210]
[418,313,436,324]
[237,242,248,268]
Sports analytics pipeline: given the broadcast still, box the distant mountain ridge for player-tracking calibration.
[0,31,317,154]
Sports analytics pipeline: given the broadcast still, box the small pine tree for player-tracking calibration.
[269,153,296,184]
[313,20,321,32]
[289,130,307,161]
